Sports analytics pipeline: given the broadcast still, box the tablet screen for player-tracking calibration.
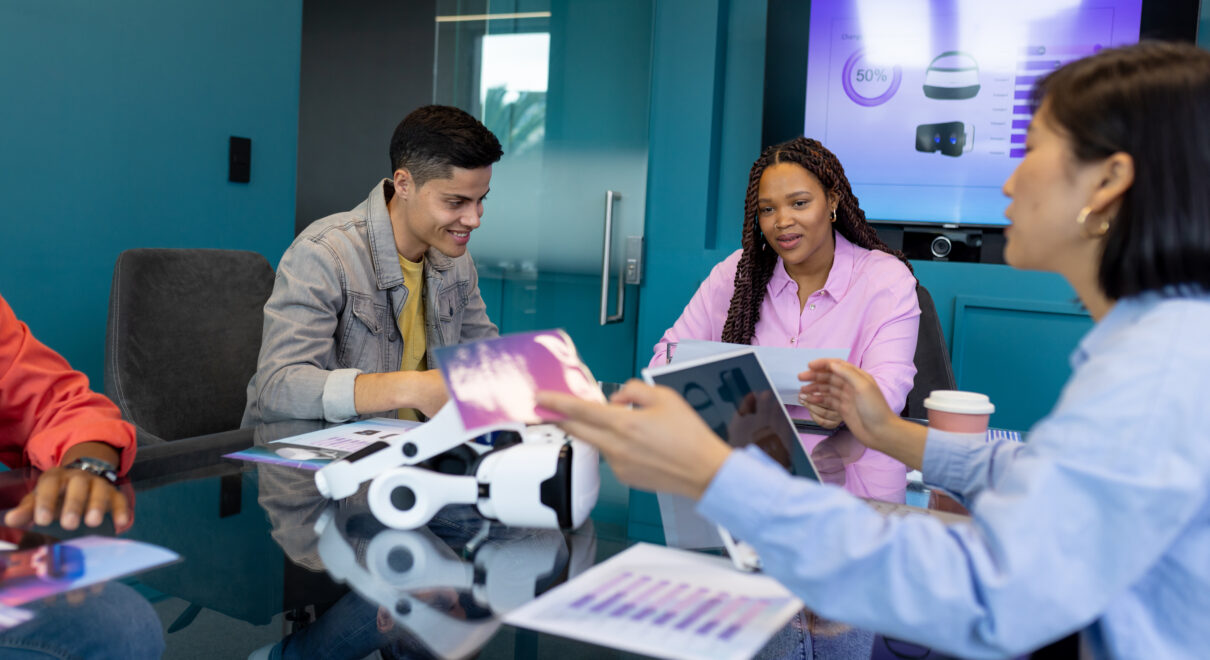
[647,352,819,482]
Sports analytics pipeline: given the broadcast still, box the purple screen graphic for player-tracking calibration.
[803,0,1143,226]
[436,330,603,431]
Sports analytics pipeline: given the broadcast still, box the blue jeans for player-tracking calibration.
[0,581,164,659]
[757,609,875,660]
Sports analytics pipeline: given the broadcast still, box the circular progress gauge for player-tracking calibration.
[841,49,903,107]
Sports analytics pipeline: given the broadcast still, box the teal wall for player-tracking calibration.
[636,0,767,369]
[1203,0,1210,49]
[0,1,302,385]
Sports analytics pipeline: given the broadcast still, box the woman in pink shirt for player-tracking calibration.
[652,138,920,501]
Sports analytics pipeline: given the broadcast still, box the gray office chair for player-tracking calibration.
[903,283,956,420]
[104,248,274,472]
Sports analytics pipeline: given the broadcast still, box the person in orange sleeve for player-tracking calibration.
[0,293,135,531]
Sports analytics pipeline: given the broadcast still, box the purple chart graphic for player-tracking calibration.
[840,49,902,107]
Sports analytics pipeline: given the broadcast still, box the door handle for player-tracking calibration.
[600,190,624,325]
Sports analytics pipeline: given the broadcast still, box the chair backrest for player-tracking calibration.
[104,248,274,442]
[904,284,956,420]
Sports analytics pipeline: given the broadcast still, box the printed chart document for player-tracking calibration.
[225,418,421,470]
[434,329,604,430]
[670,340,848,405]
[504,543,802,660]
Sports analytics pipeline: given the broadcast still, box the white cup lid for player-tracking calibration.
[923,390,995,415]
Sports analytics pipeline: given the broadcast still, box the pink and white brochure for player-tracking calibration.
[434,329,605,431]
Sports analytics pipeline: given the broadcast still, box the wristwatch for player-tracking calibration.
[63,457,119,485]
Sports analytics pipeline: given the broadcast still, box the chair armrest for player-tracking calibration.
[130,428,254,485]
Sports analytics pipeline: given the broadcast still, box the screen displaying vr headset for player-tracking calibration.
[802,0,1143,226]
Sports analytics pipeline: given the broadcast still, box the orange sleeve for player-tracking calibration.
[0,295,136,475]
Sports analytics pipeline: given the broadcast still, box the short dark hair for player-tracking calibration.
[1033,41,1210,299]
[388,105,503,188]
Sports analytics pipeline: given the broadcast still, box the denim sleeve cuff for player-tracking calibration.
[321,368,362,422]
[696,446,794,541]
[921,428,982,492]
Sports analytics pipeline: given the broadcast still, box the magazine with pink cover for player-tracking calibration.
[434,329,605,431]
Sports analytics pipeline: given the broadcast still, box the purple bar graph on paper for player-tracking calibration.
[653,587,708,626]
[1022,60,1060,71]
[1010,148,1026,158]
[695,596,749,636]
[1015,75,1040,86]
[674,592,726,631]
[1011,119,1030,129]
[1010,133,1026,144]
[719,599,771,642]
[590,574,648,614]
[1012,105,1031,115]
[570,571,632,609]
[611,579,667,618]
[597,575,649,616]
[633,583,687,622]
[1014,90,1031,100]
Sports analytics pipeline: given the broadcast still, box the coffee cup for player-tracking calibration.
[923,390,994,435]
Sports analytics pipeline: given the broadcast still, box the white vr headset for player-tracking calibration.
[314,401,599,531]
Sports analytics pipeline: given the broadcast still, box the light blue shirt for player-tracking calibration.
[698,292,1210,659]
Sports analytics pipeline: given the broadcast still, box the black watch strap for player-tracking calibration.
[64,457,119,485]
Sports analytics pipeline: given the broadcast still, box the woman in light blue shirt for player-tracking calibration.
[538,42,1210,658]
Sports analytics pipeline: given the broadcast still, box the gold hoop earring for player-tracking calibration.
[830,209,837,223]
[1076,206,1111,238]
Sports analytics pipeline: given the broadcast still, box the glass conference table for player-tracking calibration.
[0,420,964,660]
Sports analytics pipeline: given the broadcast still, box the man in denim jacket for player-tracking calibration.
[243,106,501,426]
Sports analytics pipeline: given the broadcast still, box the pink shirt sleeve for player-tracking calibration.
[852,257,920,417]
[648,252,741,368]
[0,295,136,475]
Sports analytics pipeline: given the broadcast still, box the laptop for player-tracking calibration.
[643,348,967,572]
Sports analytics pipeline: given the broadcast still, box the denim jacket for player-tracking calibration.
[242,181,498,426]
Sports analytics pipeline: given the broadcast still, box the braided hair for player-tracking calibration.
[720,137,912,344]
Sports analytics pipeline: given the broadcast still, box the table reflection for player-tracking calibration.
[253,419,598,659]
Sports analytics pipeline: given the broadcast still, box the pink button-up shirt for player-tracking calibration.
[652,232,920,501]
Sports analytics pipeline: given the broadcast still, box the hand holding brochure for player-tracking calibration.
[433,329,604,430]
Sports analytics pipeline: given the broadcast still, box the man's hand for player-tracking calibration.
[4,442,130,532]
[354,369,450,418]
[536,380,732,500]
[407,370,450,418]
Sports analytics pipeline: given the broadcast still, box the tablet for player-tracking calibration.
[643,348,824,570]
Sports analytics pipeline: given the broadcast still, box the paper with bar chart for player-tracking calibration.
[504,543,803,660]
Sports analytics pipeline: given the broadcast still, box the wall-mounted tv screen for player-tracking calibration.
[765,0,1200,230]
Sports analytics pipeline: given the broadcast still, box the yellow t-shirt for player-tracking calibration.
[397,255,427,421]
